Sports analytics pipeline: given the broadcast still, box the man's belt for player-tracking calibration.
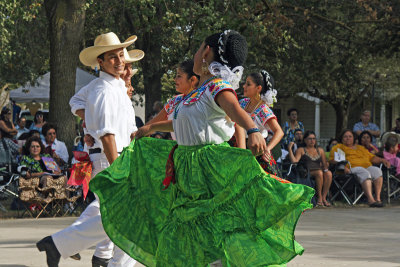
[89,148,102,155]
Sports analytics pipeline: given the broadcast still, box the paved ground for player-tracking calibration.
[0,206,399,267]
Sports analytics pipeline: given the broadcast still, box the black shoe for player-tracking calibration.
[70,253,81,260]
[36,236,61,267]
[369,201,384,208]
[92,255,111,267]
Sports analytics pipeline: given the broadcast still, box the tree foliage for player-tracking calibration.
[1,0,399,143]
[0,0,48,89]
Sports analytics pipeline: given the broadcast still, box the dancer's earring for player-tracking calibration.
[201,58,209,75]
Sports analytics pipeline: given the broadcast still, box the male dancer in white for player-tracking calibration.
[36,32,143,267]
[66,48,144,266]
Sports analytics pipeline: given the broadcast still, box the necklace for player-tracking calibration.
[173,76,216,119]
[245,98,263,114]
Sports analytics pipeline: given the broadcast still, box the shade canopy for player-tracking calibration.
[10,68,96,103]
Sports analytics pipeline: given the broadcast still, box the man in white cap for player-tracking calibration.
[36,32,144,267]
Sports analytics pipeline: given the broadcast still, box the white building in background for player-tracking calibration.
[273,94,336,149]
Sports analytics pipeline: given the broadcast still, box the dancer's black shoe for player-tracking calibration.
[36,236,61,267]
[92,255,111,267]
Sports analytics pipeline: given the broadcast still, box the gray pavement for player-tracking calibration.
[0,206,399,267]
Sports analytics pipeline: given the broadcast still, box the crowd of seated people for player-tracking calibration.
[279,107,400,208]
[0,107,73,209]
[3,101,400,210]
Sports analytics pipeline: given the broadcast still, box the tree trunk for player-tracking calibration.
[141,31,162,121]
[44,0,86,155]
[332,103,350,138]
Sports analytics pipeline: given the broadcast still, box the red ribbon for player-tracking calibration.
[68,151,93,199]
[163,144,178,189]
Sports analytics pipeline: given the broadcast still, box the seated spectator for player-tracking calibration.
[20,136,67,189]
[329,129,390,207]
[383,134,400,178]
[29,110,47,140]
[42,123,69,167]
[287,129,304,155]
[15,116,30,139]
[282,108,304,149]
[358,130,379,155]
[288,130,332,207]
[28,130,41,139]
[325,138,338,159]
[0,130,20,165]
[391,118,400,134]
[0,107,18,140]
[353,110,380,145]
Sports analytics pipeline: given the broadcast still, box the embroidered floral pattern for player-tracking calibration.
[239,98,276,125]
[182,78,233,105]
[209,79,235,99]
[164,94,185,115]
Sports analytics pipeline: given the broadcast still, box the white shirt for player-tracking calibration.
[69,71,137,152]
[43,138,69,163]
[173,78,235,146]
[16,126,30,139]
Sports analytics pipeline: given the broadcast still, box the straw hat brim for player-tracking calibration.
[125,49,145,63]
[132,69,139,76]
[79,37,136,69]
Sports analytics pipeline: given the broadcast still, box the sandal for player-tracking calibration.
[315,201,324,208]
[323,200,331,207]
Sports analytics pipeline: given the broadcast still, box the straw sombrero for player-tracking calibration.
[79,32,138,69]
[125,49,144,63]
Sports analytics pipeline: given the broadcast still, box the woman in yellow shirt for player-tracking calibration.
[329,129,390,207]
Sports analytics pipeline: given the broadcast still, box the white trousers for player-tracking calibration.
[52,153,141,267]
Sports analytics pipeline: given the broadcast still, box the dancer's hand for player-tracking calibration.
[133,125,154,139]
[261,147,272,162]
[84,134,95,147]
[247,132,267,156]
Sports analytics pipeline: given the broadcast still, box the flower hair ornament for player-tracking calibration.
[260,70,277,107]
[208,62,243,90]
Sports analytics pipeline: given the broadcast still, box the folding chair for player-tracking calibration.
[382,166,400,204]
[0,144,20,212]
[286,162,316,205]
[330,161,364,205]
[18,176,54,218]
[0,167,20,212]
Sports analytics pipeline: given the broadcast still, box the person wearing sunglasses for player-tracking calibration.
[0,107,18,139]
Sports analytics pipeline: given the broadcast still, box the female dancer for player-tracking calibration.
[147,60,199,125]
[239,70,283,175]
[90,30,314,267]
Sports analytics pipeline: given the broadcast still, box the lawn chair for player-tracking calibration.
[286,162,316,205]
[330,161,364,205]
[381,166,400,204]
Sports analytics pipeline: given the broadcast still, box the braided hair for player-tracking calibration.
[249,70,275,95]
[204,30,248,69]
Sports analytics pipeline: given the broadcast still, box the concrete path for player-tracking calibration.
[0,206,399,267]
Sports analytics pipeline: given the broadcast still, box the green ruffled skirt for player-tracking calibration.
[90,138,314,267]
